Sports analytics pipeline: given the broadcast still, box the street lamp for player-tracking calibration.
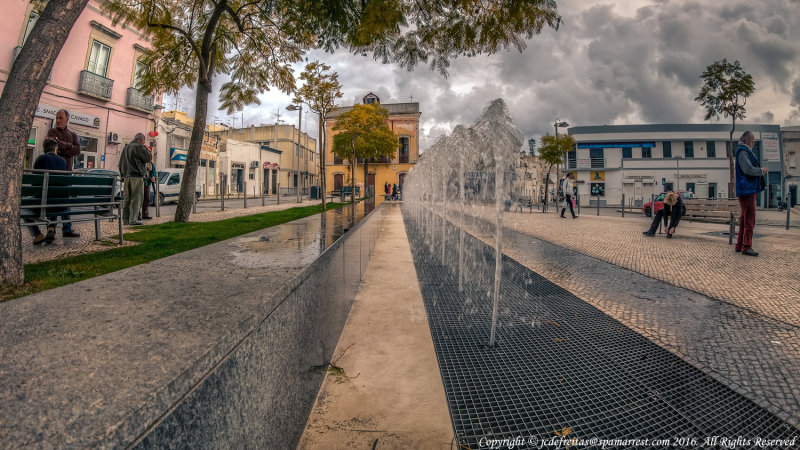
[673,155,683,191]
[286,104,302,203]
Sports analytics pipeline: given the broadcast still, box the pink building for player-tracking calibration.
[0,0,161,171]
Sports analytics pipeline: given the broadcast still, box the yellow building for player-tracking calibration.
[325,93,420,204]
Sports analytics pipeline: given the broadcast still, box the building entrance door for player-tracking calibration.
[334,173,343,191]
[367,173,375,197]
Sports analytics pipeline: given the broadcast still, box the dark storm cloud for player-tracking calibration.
[189,0,800,150]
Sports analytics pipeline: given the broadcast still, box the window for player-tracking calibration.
[168,173,180,185]
[685,182,695,194]
[790,152,796,169]
[641,147,652,158]
[567,150,577,168]
[133,60,146,89]
[706,141,716,158]
[88,40,111,77]
[684,141,694,158]
[22,10,40,45]
[399,137,409,163]
[662,141,672,158]
[622,148,631,159]
[590,148,604,168]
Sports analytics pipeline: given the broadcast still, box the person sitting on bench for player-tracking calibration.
[643,191,684,238]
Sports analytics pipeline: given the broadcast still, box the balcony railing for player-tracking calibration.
[78,70,113,100]
[126,87,154,112]
[567,157,606,169]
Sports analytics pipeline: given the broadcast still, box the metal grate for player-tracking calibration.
[403,211,798,448]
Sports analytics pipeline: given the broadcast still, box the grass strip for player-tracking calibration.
[2,203,343,301]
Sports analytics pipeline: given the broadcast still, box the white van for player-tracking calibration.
[149,168,201,205]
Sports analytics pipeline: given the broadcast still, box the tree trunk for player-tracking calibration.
[545,163,554,212]
[729,121,736,198]
[351,157,356,203]
[0,0,89,287]
[319,112,326,210]
[174,77,211,222]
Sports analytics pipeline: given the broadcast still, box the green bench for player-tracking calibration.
[20,169,123,244]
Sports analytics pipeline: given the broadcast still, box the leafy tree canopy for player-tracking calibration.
[332,104,398,162]
[695,59,755,123]
[538,133,574,166]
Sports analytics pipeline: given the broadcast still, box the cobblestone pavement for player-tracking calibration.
[21,197,324,264]
[451,204,800,427]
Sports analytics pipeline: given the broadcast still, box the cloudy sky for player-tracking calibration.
[166,0,800,152]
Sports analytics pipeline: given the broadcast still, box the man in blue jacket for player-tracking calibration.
[25,138,71,244]
[735,131,768,256]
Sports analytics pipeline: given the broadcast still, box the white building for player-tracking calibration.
[216,138,281,196]
[567,124,785,209]
[782,126,799,207]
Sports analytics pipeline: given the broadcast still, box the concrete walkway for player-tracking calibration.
[298,203,454,449]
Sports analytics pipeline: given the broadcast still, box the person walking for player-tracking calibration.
[642,191,684,238]
[46,109,81,237]
[560,173,577,219]
[141,161,157,220]
[735,130,768,256]
[118,133,152,226]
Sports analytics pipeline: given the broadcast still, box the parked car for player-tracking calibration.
[73,168,123,200]
[149,168,201,205]
[642,190,696,217]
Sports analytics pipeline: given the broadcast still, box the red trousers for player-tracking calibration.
[736,194,757,251]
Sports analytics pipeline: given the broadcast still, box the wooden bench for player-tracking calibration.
[20,169,123,244]
[515,196,534,213]
[682,198,741,244]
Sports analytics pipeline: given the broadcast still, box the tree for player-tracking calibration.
[0,0,90,287]
[695,59,755,198]
[331,104,397,201]
[1,0,562,288]
[105,0,308,222]
[538,133,575,212]
[293,61,343,211]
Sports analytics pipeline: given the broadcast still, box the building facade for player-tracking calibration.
[324,93,420,204]
[1,0,160,170]
[157,110,221,196]
[782,126,799,207]
[567,124,785,209]
[216,137,281,197]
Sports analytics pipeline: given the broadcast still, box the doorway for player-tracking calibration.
[334,173,343,191]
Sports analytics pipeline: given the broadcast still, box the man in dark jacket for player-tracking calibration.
[47,109,81,171]
[643,191,684,238]
[118,133,152,225]
[25,138,71,244]
[735,130,768,256]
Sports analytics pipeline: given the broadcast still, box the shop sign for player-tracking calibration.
[35,103,101,128]
[170,147,188,161]
[761,132,780,161]
[590,171,605,181]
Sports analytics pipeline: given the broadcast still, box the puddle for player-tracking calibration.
[229,202,374,269]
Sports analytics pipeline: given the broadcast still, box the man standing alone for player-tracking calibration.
[735,130,768,256]
[119,133,152,225]
[560,173,577,219]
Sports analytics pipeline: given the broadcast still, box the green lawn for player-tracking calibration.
[2,203,343,301]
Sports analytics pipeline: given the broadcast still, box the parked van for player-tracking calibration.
[149,168,201,205]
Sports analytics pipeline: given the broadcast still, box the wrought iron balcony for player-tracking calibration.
[78,70,113,100]
[126,87,154,112]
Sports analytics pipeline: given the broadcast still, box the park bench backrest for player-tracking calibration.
[21,170,117,215]
[683,198,741,224]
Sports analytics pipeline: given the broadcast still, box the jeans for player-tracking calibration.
[561,194,575,217]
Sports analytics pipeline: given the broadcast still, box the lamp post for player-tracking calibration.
[674,156,683,191]
[286,104,302,203]
[554,118,569,209]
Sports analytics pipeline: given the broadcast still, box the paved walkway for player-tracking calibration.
[298,203,453,449]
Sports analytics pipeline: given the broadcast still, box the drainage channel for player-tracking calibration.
[403,212,798,449]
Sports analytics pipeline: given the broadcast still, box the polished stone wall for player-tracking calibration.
[133,206,383,449]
